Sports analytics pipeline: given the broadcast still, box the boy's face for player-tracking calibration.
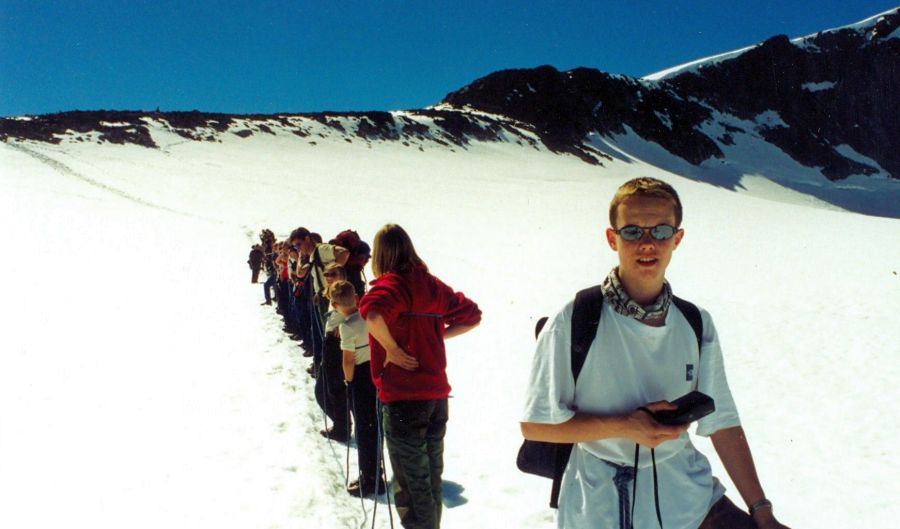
[605,195,683,296]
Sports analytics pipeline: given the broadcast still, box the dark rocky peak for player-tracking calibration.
[659,9,899,180]
[442,65,721,165]
[442,9,898,181]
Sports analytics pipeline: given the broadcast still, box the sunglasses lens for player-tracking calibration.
[618,226,643,241]
[651,225,676,240]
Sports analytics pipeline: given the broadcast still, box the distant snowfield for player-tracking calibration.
[1,130,899,529]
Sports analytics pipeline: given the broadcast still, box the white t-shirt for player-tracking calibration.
[339,312,371,365]
[521,301,741,529]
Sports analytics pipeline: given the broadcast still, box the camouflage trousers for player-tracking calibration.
[382,398,449,529]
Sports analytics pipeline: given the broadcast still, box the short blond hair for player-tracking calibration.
[327,280,357,307]
[609,177,683,228]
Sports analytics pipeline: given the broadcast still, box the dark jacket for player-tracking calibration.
[248,248,264,269]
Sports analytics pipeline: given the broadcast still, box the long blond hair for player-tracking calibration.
[371,224,427,277]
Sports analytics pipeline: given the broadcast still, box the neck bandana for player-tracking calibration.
[600,267,672,322]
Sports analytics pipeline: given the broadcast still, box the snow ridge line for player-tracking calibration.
[7,142,216,223]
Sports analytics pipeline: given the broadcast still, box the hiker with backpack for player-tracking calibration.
[359,223,481,529]
[274,243,292,316]
[289,228,354,432]
[330,230,371,296]
[260,239,277,306]
[520,178,790,529]
[248,244,263,283]
[291,227,350,318]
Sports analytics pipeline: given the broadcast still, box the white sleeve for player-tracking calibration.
[325,311,345,333]
[339,321,356,351]
[695,310,742,436]
[521,302,578,425]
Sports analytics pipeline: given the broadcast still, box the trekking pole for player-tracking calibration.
[371,399,381,529]
[349,386,367,520]
[310,293,330,442]
[373,399,395,529]
[345,383,352,486]
[379,402,394,529]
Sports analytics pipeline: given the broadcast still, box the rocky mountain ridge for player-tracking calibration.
[443,8,899,180]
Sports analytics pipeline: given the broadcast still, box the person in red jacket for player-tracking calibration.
[359,224,481,529]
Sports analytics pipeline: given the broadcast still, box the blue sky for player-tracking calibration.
[1,1,897,116]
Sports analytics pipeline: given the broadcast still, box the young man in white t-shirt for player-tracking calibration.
[520,178,790,529]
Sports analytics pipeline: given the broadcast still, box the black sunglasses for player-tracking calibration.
[615,224,679,241]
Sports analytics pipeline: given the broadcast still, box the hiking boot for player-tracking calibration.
[301,347,313,358]
[289,333,302,341]
[306,364,317,378]
[320,428,349,443]
[347,479,386,497]
[261,301,272,306]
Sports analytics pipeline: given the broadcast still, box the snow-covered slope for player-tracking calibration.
[1,130,898,529]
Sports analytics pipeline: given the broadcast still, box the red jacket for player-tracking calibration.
[359,266,481,403]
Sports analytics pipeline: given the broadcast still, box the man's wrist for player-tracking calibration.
[749,498,773,520]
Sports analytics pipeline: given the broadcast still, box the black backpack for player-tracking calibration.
[517,285,703,508]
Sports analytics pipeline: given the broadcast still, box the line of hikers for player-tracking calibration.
[249,224,482,529]
[247,177,790,529]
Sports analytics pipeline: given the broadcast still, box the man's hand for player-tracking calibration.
[628,401,688,448]
[384,345,418,371]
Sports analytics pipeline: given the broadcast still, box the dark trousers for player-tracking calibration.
[290,293,311,343]
[314,333,350,436]
[250,266,261,283]
[382,398,448,529]
[349,362,380,487]
[276,279,290,314]
[304,282,325,365]
[698,496,755,529]
[263,275,275,303]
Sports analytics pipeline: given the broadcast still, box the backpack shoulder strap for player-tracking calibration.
[549,285,604,508]
[571,285,604,381]
[671,295,703,355]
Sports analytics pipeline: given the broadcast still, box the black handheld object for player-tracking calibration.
[653,391,715,425]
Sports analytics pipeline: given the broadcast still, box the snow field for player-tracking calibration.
[1,132,898,528]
